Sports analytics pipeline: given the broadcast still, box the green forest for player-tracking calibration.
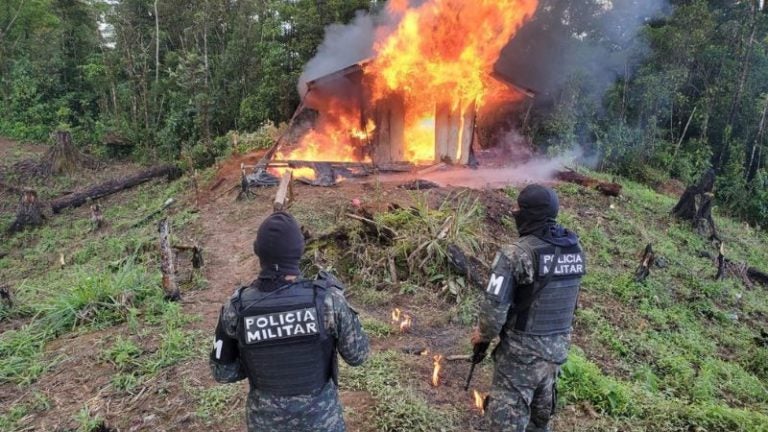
[1,0,767,226]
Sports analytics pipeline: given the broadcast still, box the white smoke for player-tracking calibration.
[297,11,378,97]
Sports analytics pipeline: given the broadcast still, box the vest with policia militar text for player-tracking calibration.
[234,279,336,396]
[487,235,585,336]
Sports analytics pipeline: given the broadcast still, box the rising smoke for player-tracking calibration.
[496,0,671,101]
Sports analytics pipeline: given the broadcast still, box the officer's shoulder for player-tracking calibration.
[502,241,533,260]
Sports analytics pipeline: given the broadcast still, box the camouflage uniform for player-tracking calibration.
[477,241,572,432]
[210,284,369,432]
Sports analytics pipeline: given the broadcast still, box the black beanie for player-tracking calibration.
[253,211,305,278]
[514,184,559,236]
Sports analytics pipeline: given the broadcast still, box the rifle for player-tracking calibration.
[464,342,489,391]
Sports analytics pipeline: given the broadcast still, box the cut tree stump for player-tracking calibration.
[158,218,181,301]
[672,169,719,241]
[273,170,293,212]
[634,243,655,282]
[8,189,46,233]
[44,130,99,176]
[50,164,180,214]
[90,202,104,231]
[0,285,13,309]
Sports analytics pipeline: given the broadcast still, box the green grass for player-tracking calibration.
[342,350,457,432]
[552,172,768,430]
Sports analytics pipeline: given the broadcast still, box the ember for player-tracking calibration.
[390,308,412,333]
[431,354,443,387]
[391,308,401,322]
[399,314,412,332]
[473,390,487,415]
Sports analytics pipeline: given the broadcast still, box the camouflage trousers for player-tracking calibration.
[486,355,559,432]
[246,380,346,432]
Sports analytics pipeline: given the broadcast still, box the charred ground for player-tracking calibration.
[1,139,767,431]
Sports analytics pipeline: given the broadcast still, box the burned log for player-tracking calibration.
[700,248,768,287]
[447,244,490,290]
[672,169,719,241]
[8,189,46,233]
[50,164,180,214]
[0,285,13,309]
[158,218,181,301]
[556,170,622,197]
[634,244,655,282]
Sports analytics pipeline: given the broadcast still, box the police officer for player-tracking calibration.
[210,211,370,432]
[471,184,586,432]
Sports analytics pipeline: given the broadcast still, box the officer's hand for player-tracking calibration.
[472,341,490,364]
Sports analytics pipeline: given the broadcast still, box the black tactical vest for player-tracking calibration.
[235,279,336,396]
[510,236,585,336]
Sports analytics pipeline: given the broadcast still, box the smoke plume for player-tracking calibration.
[496,0,670,100]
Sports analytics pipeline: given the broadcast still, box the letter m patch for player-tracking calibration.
[487,274,505,296]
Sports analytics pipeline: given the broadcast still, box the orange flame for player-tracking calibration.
[431,354,443,387]
[391,308,402,322]
[282,0,537,164]
[473,390,487,415]
[399,314,412,332]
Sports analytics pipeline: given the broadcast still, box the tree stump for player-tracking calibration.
[634,243,655,282]
[8,189,46,233]
[672,169,719,241]
[158,218,181,301]
[44,130,97,176]
[90,202,104,231]
[0,285,13,309]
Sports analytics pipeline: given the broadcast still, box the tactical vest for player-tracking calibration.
[510,236,585,336]
[235,279,336,396]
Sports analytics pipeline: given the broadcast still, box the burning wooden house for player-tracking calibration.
[276,61,533,168]
[244,0,540,188]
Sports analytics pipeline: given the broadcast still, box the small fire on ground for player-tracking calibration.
[473,389,487,415]
[431,354,443,387]
[391,308,412,333]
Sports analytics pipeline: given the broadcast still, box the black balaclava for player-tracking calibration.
[514,184,559,237]
[253,211,305,281]
[513,184,579,248]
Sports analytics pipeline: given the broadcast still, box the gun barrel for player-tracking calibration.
[464,361,477,391]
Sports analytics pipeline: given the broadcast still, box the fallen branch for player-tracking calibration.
[346,213,398,243]
[50,165,180,214]
[447,244,489,290]
[556,170,622,197]
[132,198,175,228]
[699,249,768,287]
[445,354,471,362]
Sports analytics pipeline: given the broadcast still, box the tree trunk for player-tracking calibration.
[50,164,180,213]
[45,130,97,175]
[716,4,758,170]
[8,189,46,233]
[154,0,160,85]
[747,95,768,180]
[158,218,180,300]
